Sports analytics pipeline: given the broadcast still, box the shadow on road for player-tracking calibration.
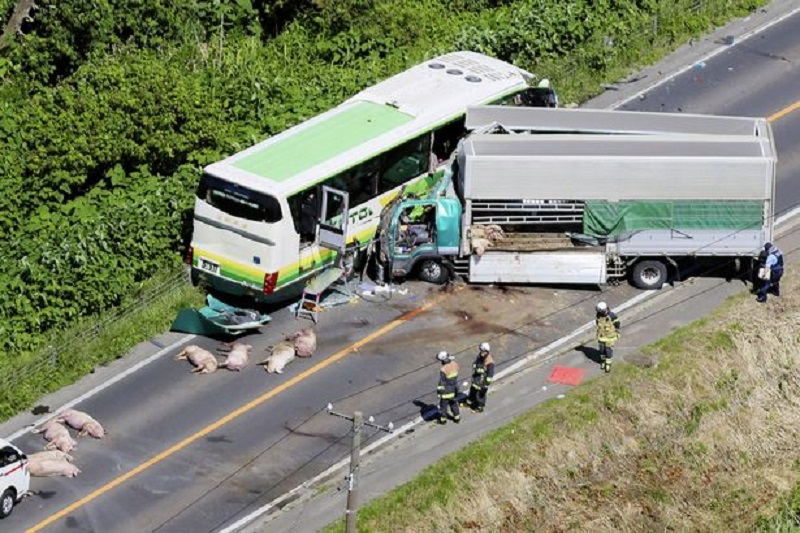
[412,400,441,422]
[575,344,603,365]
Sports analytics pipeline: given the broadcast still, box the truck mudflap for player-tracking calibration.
[468,250,607,285]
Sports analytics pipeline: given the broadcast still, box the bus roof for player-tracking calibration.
[232,101,414,182]
[205,51,535,197]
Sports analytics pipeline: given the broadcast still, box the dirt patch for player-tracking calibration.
[625,352,659,368]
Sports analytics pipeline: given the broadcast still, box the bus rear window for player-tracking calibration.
[198,174,282,223]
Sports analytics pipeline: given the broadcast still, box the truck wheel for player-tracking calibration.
[631,260,668,290]
[417,259,450,284]
[1,489,15,519]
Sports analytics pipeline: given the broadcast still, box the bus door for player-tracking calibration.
[318,185,349,253]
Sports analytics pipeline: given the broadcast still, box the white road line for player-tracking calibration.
[5,334,196,442]
[775,206,800,228]
[608,4,800,110]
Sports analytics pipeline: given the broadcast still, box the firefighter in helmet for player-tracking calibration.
[466,342,495,412]
[595,301,620,373]
[436,351,460,424]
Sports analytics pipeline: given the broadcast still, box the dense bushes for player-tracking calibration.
[0,0,765,358]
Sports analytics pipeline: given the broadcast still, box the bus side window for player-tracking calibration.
[432,118,466,163]
[288,190,318,246]
[378,135,431,194]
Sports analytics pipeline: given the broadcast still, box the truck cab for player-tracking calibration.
[379,197,462,284]
[0,438,29,519]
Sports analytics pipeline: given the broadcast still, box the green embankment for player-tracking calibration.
[328,275,800,532]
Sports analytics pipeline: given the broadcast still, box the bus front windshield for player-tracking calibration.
[198,174,282,223]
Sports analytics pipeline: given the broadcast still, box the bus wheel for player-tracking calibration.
[418,259,450,284]
[631,260,668,290]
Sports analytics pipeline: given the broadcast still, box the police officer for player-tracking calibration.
[466,342,495,412]
[436,351,460,424]
[595,302,620,373]
[757,242,784,302]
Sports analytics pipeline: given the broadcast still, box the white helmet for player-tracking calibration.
[479,342,491,353]
[436,351,450,363]
[596,301,608,314]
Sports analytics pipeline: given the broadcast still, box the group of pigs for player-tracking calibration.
[19,329,316,479]
[175,327,317,375]
[27,408,106,478]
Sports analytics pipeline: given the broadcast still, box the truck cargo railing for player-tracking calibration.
[470,199,584,225]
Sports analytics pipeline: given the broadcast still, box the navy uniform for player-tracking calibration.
[757,242,784,302]
[466,342,495,412]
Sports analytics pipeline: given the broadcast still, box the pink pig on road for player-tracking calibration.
[175,345,219,374]
[258,341,296,374]
[27,458,81,478]
[33,420,77,453]
[56,409,106,439]
[218,342,253,371]
[27,450,74,463]
[287,328,317,358]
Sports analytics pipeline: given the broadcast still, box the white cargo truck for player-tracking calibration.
[377,106,776,289]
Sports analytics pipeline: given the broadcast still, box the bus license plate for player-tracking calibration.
[199,258,220,275]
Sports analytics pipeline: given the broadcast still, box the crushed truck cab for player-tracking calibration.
[379,197,462,283]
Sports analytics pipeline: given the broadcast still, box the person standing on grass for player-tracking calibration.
[757,242,784,303]
[595,301,620,373]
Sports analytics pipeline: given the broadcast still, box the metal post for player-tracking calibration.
[327,404,394,533]
[345,411,362,533]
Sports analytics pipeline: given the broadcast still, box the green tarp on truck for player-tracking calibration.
[583,200,764,237]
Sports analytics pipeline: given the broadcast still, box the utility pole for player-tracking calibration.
[327,403,394,533]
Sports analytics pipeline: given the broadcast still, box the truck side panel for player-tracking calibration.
[609,229,765,256]
[463,156,771,201]
[469,251,607,284]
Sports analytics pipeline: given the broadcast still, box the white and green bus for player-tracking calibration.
[188,51,557,302]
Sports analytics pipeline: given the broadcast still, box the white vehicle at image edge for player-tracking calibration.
[0,437,30,519]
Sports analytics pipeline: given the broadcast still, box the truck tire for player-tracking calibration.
[1,489,15,519]
[417,259,450,284]
[631,260,668,290]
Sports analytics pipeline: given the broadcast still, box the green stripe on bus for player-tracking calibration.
[233,101,414,182]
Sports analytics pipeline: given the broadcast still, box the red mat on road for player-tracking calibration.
[547,365,584,386]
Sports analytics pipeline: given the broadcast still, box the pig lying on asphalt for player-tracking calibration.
[287,328,316,358]
[175,345,218,374]
[218,342,253,371]
[56,409,106,439]
[258,341,296,374]
[27,450,74,463]
[27,458,81,478]
[33,420,77,453]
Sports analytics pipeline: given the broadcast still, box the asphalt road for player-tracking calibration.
[3,4,800,533]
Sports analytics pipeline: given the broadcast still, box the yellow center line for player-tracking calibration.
[26,292,451,533]
[768,98,800,122]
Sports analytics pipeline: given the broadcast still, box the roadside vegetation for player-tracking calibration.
[331,273,800,531]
